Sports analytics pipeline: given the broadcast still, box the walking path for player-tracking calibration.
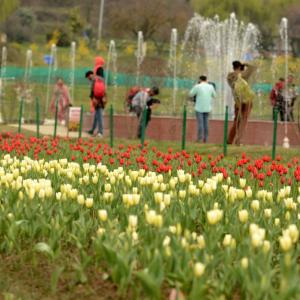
[9,124,91,138]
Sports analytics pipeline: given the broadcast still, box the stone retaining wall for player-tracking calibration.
[83,113,300,146]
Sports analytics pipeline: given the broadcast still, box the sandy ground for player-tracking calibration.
[9,123,92,138]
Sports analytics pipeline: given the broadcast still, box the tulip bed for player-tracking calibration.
[0,133,300,299]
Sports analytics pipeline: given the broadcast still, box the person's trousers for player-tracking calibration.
[228,103,252,145]
[91,107,103,134]
[133,106,142,118]
[137,108,151,138]
[278,103,293,122]
[195,112,209,142]
[272,106,279,121]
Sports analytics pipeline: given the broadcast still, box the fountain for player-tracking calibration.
[168,28,178,114]
[280,17,290,149]
[136,31,146,86]
[0,46,7,123]
[45,44,57,115]
[181,13,260,118]
[69,41,76,104]
[255,59,264,118]
[24,49,32,86]
[106,40,118,105]
[22,49,33,122]
[271,53,278,83]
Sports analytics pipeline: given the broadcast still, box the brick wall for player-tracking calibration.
[83,113,300,146]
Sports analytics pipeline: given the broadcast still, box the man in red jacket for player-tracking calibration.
[87,57,106,137]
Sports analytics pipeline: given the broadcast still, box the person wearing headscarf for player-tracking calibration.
[50,78,71,125]
[227,61,256,145]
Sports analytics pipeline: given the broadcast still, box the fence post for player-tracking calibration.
[53,98,58,138]
[141,108,147,148]
[181,105,187,150]
[78,105,84,139]
[272,108,278,160]
[18,98,24,134]
[223,105,229,156]
[110,104,114,148]
[36,97,40,138]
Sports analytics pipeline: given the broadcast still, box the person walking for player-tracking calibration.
[189,75,216,143]
[87,57,107,137]
[50,78,71,125]
[227,61,256,145]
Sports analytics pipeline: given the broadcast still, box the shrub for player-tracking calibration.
[4,8,36,43]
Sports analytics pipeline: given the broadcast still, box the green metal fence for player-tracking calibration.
[5,66,295,93]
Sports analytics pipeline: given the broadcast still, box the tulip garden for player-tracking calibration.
[0,133,300,299]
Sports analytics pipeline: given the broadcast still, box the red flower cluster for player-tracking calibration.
[0,133,299,186]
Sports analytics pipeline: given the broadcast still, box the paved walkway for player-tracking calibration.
[9,123,91,138]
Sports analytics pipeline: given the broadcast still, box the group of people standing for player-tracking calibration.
[49,56,160,139]
[270,75,298,122]
[50,56,297,145]
[190,60,299,145]
[85,56,161,139]
[189,60,256,145]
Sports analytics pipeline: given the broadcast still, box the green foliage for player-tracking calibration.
[68,7,85,39]
[0,0,19,22]
[46,28,71,47]
[4,8,36,43]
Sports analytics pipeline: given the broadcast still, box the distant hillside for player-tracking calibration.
[19,0,100,42]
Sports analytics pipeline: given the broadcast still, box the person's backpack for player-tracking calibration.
[93,76,106,98]
[234,75,255,106]
[126,86,149,111]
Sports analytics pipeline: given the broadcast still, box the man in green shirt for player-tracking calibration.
[189,75,216,143]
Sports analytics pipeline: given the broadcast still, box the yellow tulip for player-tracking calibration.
[238,210,249,223]
[207,209,223,225]
[279,235,292,252]
[223,234,232,247]
[128,215,138,229]
[77,194,85,205]
[194,262,205,277]
[98,209,108,222]
[241,257,249,269]
[85,198,93,208]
